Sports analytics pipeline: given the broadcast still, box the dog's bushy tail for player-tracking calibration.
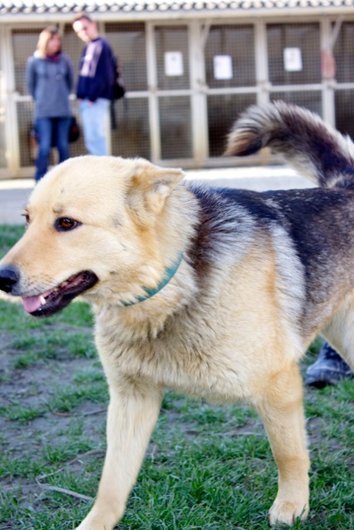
[225,100,354,189]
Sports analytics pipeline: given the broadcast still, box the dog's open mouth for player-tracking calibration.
[21,271,98,317]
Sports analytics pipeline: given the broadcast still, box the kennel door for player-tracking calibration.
[204,24,258,159]
[154,25,193,162]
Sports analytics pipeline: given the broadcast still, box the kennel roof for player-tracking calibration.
[1,0,354,20]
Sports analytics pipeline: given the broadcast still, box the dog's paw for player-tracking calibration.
[75,520,112,530]
[269,498,309,526]
[75,510,119,530]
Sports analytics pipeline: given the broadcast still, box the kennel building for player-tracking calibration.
[1,0,354,178]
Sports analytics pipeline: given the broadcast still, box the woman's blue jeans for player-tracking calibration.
[35,117,71,182]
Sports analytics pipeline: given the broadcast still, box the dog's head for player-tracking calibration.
[0,156,184,316]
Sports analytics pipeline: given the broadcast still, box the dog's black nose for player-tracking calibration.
[0,265,20,293]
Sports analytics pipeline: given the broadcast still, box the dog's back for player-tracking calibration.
[224,101,354,357]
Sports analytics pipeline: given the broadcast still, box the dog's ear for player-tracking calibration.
[127,161,184,219]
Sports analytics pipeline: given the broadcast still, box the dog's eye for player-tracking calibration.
[55,217,81,232]
[21,212,30,227]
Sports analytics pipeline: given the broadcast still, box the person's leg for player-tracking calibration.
[34,118,52,182]
[305,342,353,388]
[56,117,71,163]
[79,99,109,155]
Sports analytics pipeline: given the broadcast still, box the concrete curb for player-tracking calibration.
[0,165,313,225]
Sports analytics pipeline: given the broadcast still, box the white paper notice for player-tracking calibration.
[164,51,184,76]
[283,48,303,72]
[213,55,233,80]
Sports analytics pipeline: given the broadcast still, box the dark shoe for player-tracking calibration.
[305,343,353,388]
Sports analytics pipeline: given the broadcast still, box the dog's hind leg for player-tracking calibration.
[255,361,310,526]
[321,292,354,371]
[76,379,162,530]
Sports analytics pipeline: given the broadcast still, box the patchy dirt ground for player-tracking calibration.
[0,297,353,530]
[0,307,265,522]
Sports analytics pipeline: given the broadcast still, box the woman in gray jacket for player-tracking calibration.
[26,26,74,181]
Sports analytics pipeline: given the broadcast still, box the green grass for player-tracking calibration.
[0,225,353,529]
[0,224,25,254]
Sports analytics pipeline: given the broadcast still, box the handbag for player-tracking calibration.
[111,55,126,101]
[112,78,126,100]
[68,116,80,143]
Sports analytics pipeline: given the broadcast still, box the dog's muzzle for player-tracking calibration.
[0,264,98,317]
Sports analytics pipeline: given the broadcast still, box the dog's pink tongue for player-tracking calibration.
[22,295,42,314]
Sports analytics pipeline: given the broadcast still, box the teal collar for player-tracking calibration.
[122,252,184,307]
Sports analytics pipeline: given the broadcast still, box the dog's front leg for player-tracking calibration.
[76,379,162,530]
[256,362,310,526]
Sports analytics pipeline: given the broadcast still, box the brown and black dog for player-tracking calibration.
[0,102,353,529]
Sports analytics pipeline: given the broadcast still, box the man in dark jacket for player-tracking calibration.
[73,13,114,155]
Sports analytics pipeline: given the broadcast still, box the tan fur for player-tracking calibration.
[2,154,345,529]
